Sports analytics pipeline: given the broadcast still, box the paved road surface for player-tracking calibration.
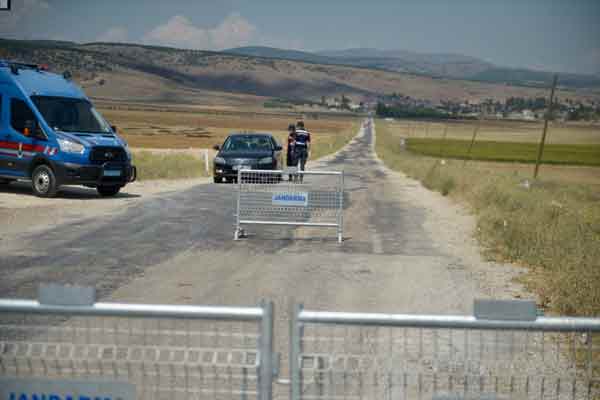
[0,121,493,309]
[3,120,562,399]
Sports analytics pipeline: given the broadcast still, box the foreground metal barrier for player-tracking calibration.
[235,169,344,243]
[3,288,600,400]
[290,301,600,400]
[0,285,275,400]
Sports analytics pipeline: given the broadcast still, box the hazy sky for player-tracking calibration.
[1,0,599,74]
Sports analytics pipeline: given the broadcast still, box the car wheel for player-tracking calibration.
[31,165,58,198]
[97,185,121,197]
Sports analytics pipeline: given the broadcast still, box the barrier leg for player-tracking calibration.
[235,169,242,240]
[337,171,344,243]
[258,300,274,400]
[290,302,303,400]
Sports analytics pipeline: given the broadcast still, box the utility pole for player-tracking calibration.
[533,74,558,179]
[465,116,482,165]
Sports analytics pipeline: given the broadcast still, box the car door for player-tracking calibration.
[3,97,44,178]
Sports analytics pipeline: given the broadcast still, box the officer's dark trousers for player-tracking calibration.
[295,146,308,171]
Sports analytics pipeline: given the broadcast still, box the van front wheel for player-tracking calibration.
[31,165,58,198]
[97,185,121,197]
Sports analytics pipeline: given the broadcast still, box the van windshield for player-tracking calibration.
[31,96,111,134]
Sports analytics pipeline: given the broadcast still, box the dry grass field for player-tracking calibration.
[384,118,600,144]
[99,105,359,153]
[97,104,359,180]
[380,118,600,186]
[376,119,600,317]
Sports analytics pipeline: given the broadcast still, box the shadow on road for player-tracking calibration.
[0,182,141,200]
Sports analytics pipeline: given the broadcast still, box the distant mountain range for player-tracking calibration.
[1,38,598,106]
[316,48,494,78]
[225,46,600,89]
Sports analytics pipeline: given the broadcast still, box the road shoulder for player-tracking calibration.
[0,177,210,239]
[370,120,532,302]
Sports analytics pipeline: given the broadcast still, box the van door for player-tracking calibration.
[3,98,46,178]
[0,92,9,177]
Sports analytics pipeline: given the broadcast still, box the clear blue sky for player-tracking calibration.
[1,0,599,74]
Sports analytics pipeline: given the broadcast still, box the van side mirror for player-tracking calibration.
[111,125,117,133]
[34,125,46,140]
[213,145,220,151]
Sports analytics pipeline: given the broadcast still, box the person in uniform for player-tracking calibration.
[294,121,311,171]
[286,124,296,181]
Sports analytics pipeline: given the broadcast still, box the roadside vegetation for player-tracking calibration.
[132,152,208,180]
[376,120,600,317]
[310,121,360,160]
[100,105,358,150]
[117,107,360,180]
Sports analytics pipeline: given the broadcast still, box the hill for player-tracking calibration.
[229,46,600,89]
[1,39,598,106]
[224,46,331,65]
[316,48,493,78]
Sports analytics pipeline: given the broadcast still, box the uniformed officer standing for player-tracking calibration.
[294,121,311,174]
[286,124,296,181]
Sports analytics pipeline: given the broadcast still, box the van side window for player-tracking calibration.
[10,98,37,135]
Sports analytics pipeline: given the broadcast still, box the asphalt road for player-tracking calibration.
[3,120,556,399]
[0,121,479,305]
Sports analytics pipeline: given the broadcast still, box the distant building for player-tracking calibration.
[522,109,535,121]
[507,112,524,120]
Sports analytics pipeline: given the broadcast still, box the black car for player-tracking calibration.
[213,133,283,183]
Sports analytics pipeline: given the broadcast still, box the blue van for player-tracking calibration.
[0,60,136,197]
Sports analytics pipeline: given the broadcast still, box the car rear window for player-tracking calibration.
[223,136,273,151]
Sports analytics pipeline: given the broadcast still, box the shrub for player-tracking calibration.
[132,152,208,180]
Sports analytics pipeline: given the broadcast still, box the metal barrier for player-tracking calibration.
[235,169,344,243]
[4,287,600,400]
[289,301,600,400]
[0,286,275,400]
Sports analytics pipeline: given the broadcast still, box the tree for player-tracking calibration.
[341,95,351,110]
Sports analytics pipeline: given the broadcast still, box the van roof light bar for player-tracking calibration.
[2,60,45,75]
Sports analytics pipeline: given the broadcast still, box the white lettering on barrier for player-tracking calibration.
[0,378,135,400]
[272,192,308,207]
